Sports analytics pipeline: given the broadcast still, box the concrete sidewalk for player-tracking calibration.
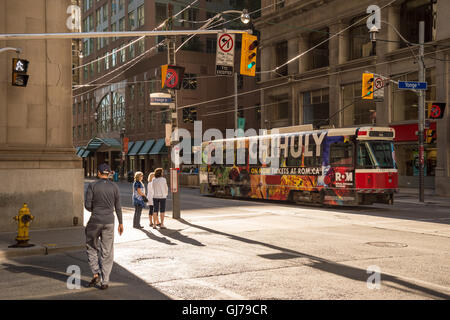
[0,227,86,260]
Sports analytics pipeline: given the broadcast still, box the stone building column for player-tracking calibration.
[298,33,310,73]
[435,51,450,196]
[0,0,83,232]
[287,37,298,75]
[260,44,275,82]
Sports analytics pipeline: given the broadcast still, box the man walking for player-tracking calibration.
[84,163,124,290]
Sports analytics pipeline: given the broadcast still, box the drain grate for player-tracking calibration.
[366,242,408,248]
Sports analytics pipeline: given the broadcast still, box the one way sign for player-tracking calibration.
[216,33,235,76]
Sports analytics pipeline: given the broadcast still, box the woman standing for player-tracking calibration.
[147,172,159,229]
[132,171,146,229]
[152,168,168,229]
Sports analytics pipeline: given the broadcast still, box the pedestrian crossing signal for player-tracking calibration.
[362,73,374,100]
[240,33,258,77]
[12,58,29,87]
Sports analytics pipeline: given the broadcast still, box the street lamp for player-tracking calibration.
[120,127,126,180]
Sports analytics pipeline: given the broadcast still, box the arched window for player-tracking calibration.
[97,92,125,133]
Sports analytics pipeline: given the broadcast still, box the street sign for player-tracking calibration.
[150,92,172,106]
[373,77,384,101]
[216,33,235,76]
[162,65,184,90]
[123,137,129,154]
[427,102,446,119]
[170,168,178,193]
[398,81,427,90]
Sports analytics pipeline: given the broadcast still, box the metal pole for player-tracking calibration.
[418,21,425,202]
[167,12,180,219]
[0,29,251,41]
[0,47,22,54]
[234,72,238,130]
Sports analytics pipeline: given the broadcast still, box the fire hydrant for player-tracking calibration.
[10,203,35,248]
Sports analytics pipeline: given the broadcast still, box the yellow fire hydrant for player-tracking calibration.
[10,203,35,248]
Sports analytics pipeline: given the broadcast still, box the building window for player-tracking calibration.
[119,46,126,63]
[111,22,117,41]
[302,88,329,128]
[73,104,76,115]
[137,38,145,54]
[90,62,94,77]
[138,112,144,129]
[103,27,109,46]
[119,0,124,11]
[400,0,435,46]
[392,68,436,122]
[112,48,117,67]
[342,82,376,126]
[119,17,125,31]
[206,38,217,53]
[104,51,110,70]
[270,94,289,120]
[84,66,88,80]
[83,124,88,138]
[96,8,101,26]
[111,0,117,16]
[91,98,95,111]
[137,5,145,28]
[129,84,135,100]
[84,0,92,12]
[77,125,82,138]
[129,42,135,58]
[157,36,166,52]
[149,110,155,127]
[138,82,145,98]
[309,28,329,69]
[78,102,82,114]
[97,57,101,73]
[182,8,199,28]
[180,36,203,52]
[128,11,136,30]
[349,16,374,60]
[275,41,288,76]
[155,3,167,25]
[130,113,135,129]
[112,93,125,131]
[183,74,197,90]
[102,3,108,23]
[90,122,95,136]
[73,127,76,139]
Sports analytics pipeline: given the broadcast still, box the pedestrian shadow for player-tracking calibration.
[177,218,450,299]
[138,229,177,246]
[158,228,205,247]
[2,251,171,300]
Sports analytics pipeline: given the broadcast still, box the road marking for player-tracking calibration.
[184,278,246,300]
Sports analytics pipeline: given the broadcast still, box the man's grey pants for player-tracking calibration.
[85,223,114,285]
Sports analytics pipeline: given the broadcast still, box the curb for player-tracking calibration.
[0,244,85,260]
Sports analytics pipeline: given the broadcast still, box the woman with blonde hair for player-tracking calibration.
[147,172,159,229]
[132,171,146,229]
[152,168,168,229]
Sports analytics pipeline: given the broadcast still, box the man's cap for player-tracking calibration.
[98,163,111,174]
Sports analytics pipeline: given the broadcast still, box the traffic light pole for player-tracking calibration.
[234,72,238,130]
[167,14,180,219]
[418,21,425,203]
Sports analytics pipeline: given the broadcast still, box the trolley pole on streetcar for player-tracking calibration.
[167,12,181,219]
[418,21,425,203]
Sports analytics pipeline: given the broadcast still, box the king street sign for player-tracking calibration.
[150,93,172,106]
[216,33,235,76]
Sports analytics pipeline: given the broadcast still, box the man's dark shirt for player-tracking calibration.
[85,178,123,225]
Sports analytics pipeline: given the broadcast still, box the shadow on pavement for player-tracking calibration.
[158,228,205,247]
[1,251,171,300]
[177,218,450,299]
[137,229,177,246]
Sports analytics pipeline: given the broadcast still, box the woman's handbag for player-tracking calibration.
[142,195,149,203]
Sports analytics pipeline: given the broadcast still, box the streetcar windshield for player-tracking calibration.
[357,141,396,169]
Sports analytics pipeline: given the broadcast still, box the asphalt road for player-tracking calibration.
[0,182,449,300]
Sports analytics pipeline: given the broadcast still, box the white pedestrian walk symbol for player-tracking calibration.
[15,60,24,72]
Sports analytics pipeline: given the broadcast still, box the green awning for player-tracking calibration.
[86,137,121,151]
[127,140,144,156]
[148,138,168,155]
[138,139,156,155]
[126,141,135,155]
[81,149,91,158]
[76,147,85,157]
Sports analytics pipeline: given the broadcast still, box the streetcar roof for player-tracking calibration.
[201,126,394,145]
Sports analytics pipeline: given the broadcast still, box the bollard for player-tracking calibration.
[9,203,35,248]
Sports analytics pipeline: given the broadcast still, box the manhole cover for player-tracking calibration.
[366,242,408,248]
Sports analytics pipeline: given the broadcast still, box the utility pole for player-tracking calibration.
[418,21,425,203]
[167,9,180,219]
[234,72,238,130]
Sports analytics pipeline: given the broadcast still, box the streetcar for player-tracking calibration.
[199,126,398,206]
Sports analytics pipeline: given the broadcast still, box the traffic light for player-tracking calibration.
[362,73,374,100]
[12,58,29,87]
[240,33,258,77]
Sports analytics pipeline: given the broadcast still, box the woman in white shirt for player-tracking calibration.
[152,168,169,229]
[147,172,160,229]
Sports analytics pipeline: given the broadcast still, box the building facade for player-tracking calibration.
[255,0,450,195]
[73,0,261,179]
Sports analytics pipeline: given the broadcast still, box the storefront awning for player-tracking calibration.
[85,137,121,151]
[81,149,91,158]
[76,147,85,157]
[127,140,144,156]
[126,141,135,154]
[138,139,156,155]
[148,138,168,155]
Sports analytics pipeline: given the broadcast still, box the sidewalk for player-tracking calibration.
[396,188,450,207]
[0,227,85,260]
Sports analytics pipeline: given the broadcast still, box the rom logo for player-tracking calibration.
[335,172,353,182]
